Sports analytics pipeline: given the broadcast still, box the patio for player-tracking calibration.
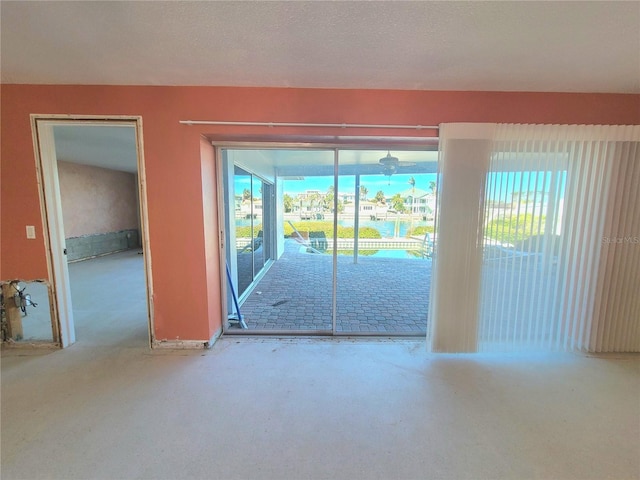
[232,237,561,343]
[233,239,431,334]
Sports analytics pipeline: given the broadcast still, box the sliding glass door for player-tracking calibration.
[221,146,437,335]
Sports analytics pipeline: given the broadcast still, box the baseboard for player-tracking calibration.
[1,341,60,349]
[152,339,210,349]
[152,327,222,350]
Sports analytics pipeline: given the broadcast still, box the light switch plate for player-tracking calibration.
[26,225,36,239]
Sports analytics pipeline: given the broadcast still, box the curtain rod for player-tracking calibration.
[179,120,439,130]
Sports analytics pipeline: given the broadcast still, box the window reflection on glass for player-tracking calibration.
[234,166,254,297]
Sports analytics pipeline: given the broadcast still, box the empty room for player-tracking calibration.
[1,2,639,479]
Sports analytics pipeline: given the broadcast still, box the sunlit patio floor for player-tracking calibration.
[233,239,431,334]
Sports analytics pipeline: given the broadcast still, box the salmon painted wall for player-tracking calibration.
[1,85,639,342]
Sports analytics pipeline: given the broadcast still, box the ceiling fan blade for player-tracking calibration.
[379,151,414,177]
[379,152,399,165]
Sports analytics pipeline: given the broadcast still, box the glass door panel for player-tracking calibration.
[234,166,254,297]
[335,150,437,334]
[224,149,334,332]
[252,175,265,278]
[479,160,567,351]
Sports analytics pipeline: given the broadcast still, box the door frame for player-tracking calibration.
[30,114,154,347]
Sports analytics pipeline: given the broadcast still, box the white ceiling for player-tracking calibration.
[53,125,138,173]
[2,1,639,93]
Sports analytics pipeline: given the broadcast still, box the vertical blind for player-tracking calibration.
[430,124,640,353]
[591,135,640,352]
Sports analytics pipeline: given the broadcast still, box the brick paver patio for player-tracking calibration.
[233,239,431,334]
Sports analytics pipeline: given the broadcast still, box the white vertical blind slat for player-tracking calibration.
[601,141,625,351]
[627,141,640,351]
[618,142,632,351]
[623,140,639,352]
[430,124,495,352]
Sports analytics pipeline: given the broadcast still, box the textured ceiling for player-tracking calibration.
[2,1,639,93]
[53,125,138,173]
[52,123,437,175]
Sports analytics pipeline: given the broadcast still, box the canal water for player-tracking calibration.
[237,218,430,238]
[341,219,428,238]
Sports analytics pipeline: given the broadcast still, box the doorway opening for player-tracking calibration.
[220,146,438,336]
[31,116,153,348]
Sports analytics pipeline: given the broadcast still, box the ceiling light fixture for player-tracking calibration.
[378,151,416,182]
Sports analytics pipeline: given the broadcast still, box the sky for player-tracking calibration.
[284,173,437,197]
[486,171,567,203]
[238,170,568,202]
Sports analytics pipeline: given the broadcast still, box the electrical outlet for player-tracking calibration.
[26,225,36,239]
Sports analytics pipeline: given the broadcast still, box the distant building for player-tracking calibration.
[297,190,325,201]
[342,200,387,219]
[397,187,435,218]
[296,190,326,219]
[339,192,357,204]
[239,199,262,218]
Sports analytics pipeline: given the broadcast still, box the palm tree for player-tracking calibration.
[283,193,293,213]
[308,192,320,209]
[428,180,437,194]
[359,185,369,201]
[408,176,416,215]
[324,188,334,211]
[391,193,406,213]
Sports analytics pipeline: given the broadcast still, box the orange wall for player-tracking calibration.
[1,85,639,342]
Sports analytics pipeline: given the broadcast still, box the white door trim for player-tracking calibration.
[30,114,155,348]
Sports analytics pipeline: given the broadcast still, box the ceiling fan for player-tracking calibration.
[379,151,416,179]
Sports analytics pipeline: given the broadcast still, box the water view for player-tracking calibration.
[340,219,429,238]
[236,218,431,239]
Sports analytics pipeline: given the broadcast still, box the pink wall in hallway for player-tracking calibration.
[1,85,638,342]
[57,161,138,238]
